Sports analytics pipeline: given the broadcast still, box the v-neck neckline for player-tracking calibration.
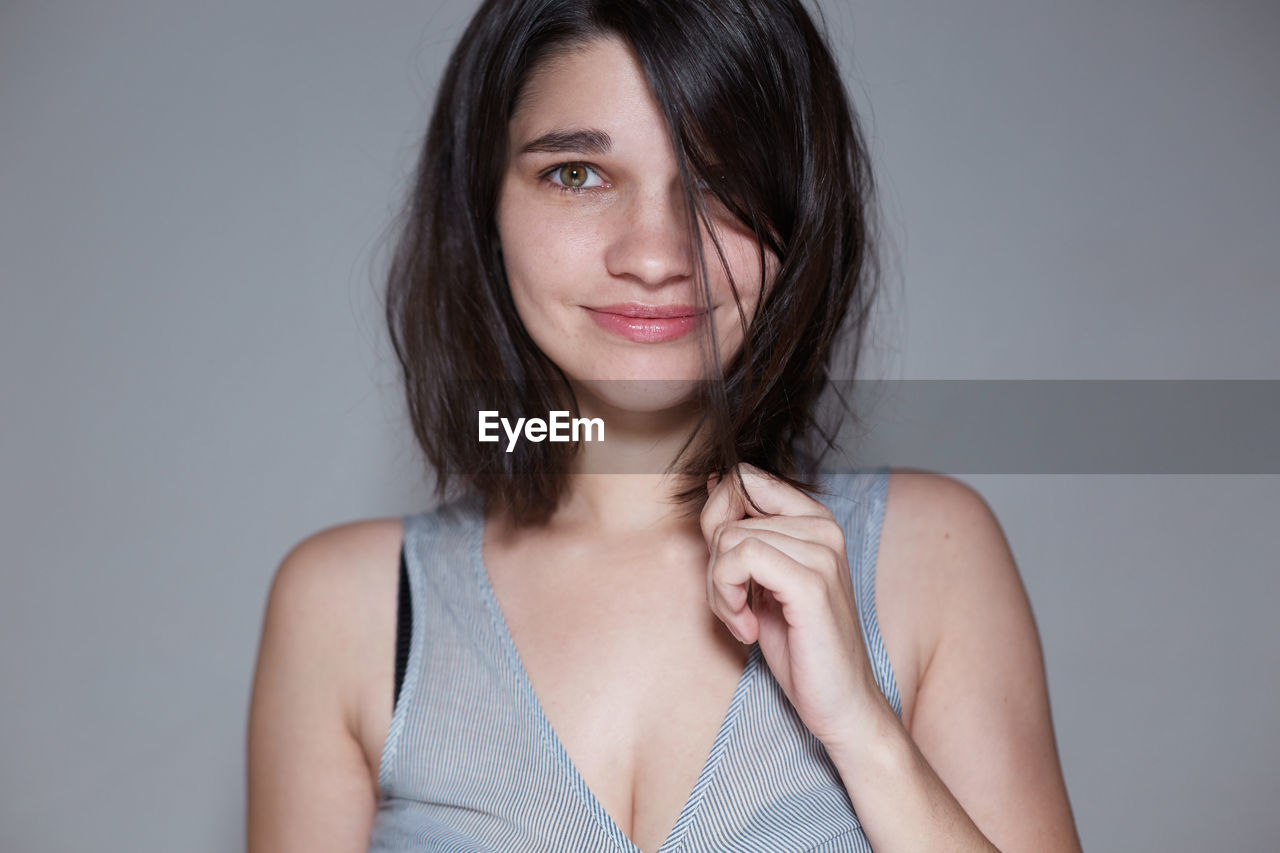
[464,496,761,853]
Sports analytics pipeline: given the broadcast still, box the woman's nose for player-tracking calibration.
[603,182,695,289]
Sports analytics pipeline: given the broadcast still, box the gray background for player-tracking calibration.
[2,1,1277,851]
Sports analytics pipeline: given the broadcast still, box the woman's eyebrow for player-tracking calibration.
[517,128,613,156]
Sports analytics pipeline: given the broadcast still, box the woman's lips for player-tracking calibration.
[585,303,706,343]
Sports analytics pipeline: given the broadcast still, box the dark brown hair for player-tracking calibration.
[385,0,881,525]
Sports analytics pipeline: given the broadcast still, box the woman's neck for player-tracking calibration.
[549,384,710,534]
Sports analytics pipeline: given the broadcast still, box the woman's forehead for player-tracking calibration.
[509,36,671,155]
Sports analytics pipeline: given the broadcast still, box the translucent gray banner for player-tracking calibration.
[442,380,1280,474]
[827,380,1280,474]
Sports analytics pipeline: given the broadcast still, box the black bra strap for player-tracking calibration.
[393,544,411,709]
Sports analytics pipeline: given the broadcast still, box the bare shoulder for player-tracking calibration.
[872,468,1018,729]
[876,468,1081,850]
[247,516,405,851]
[278,516,406,578]
[268,517,405,755]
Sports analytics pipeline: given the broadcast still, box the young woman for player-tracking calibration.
[248,1,1082,851]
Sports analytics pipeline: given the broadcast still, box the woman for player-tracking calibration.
[248,1,1082,850]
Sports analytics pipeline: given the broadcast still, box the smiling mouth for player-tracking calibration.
[589,302,705,319]
[584,304,707,343]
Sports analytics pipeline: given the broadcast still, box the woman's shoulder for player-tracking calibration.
[881,468,1002,539]
[879,467,1016,601]
[812,466,1001,564]
[875,469,1074,848]
[270,514,407,658]
[872,467,1019,729]
[270,518,406,623]
[262,517,406,763]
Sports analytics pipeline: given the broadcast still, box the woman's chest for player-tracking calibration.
[483,537,754,851]
[362,489,926,849]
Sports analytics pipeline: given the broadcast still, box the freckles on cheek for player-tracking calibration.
[543,214,600,260]
[529,227,602,288]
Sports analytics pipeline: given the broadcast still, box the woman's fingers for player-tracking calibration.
[724,514,848,556]
[700,464,848,644]
[707,528,835,642]
[716,525,841,578]
[700,463,833,544]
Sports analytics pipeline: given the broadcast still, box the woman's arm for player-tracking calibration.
[824,472,1082,852]
[246,523,396,852]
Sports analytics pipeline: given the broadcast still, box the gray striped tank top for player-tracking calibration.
[368,466,900,852]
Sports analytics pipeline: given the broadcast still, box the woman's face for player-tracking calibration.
[496,35,778,413]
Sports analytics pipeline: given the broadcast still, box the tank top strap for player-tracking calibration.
[810,466,902,719]
[380,493,489,796]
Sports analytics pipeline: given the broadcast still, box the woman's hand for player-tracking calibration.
[700,463,892,749]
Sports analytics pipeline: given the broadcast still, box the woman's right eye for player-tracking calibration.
[543,162,605,193]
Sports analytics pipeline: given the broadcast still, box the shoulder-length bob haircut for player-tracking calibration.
[386,0,881,525]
